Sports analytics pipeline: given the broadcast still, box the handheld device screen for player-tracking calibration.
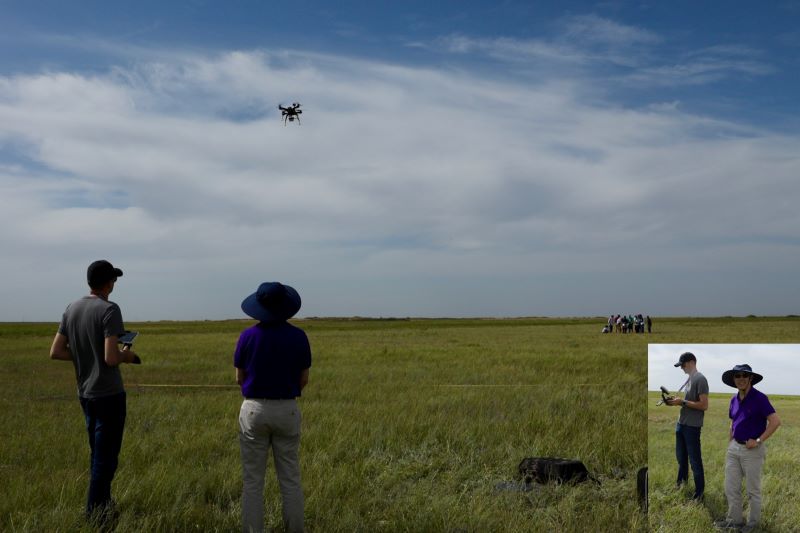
[117,331,139,345]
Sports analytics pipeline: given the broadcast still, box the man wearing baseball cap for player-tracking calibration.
[49,260,140,525]
[665,352,709,501]
[714,364,781,532]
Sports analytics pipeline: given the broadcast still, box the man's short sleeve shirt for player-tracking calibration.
[729,387,775,441]
[59,296,125,398]
[678,371,709,427]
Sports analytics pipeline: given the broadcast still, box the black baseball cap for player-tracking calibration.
[87,260,123,289]
[674,352,696,367]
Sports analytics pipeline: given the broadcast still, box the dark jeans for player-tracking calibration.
[79,391,126,517]
[676,422,704,499]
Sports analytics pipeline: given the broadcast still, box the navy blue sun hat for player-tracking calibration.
[722,364,764,388]
[241,282,301,322]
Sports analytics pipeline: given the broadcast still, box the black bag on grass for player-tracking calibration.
[518,457,599,485]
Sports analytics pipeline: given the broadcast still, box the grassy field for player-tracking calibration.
[648,390,800,533]
[1,316,798,532]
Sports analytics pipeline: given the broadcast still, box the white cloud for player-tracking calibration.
[562,14,660,47]
[625,45,774,87]
[428,14,659,69]
[432,34,586,65]
[0,48,799,319]
[426,17,774,89]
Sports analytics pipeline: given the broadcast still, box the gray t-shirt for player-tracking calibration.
[678,371,709,427]
[58,295,125,399]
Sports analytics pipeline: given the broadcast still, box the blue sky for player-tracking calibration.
[1,1,799,320]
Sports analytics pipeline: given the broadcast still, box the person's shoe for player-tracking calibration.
[740,525,757,533]
[713,518,744,530]
[87,500,120,531]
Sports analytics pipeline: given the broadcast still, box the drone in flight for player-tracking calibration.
[278,103,302,125]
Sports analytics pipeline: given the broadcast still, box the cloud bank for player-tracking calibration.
[1,40,798,320]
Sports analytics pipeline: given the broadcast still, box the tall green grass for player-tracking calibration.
[1,316,798,531]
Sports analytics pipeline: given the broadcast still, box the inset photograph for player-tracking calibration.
[648,345,799,532]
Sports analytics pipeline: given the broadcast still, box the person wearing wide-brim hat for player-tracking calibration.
[714,364,781,533]
[234,282,311,533]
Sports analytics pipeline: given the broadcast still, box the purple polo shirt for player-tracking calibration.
[729,387,775,441]
[234,321,311,399]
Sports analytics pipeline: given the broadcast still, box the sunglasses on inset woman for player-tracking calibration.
[733,373,750,379]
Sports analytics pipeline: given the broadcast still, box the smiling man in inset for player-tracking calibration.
[714,364,781,533]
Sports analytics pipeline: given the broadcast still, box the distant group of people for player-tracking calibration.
[602,314,651,334]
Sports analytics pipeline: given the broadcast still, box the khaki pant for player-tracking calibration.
[239,399,304,533]
[724,439,767,528]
